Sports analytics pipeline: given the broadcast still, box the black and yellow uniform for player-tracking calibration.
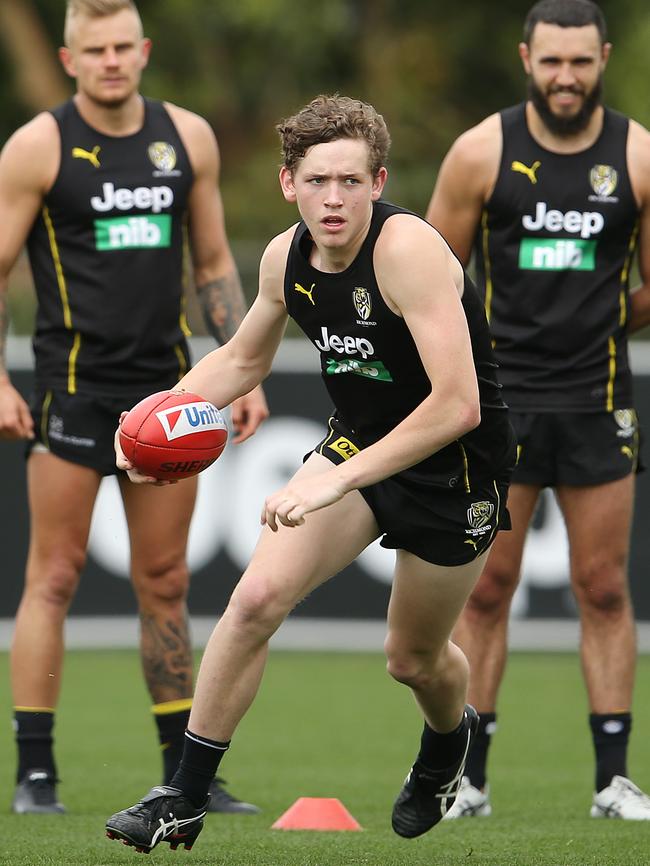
[25,98,194,473]
[285,201,517,566]
[474,103,641,484]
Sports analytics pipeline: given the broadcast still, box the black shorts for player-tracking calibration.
[511,409,643,487]
[310,417,512,567]
[27,388,155,476]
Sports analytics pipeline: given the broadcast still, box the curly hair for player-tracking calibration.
[277,95,391,176]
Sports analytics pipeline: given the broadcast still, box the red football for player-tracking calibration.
[119,390,228,480]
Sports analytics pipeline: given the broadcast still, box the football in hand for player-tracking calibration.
[119,390,228,480]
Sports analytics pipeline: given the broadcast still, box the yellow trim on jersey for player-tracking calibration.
[606,336,617,412]
[68,331,81,394]
[174,343,188,379]
[459,443,471,493]
[317,417,337,456]
[43,206,81,393]
[618,221,639,327]
[480,210,494,322]
[14,706,55,714]
[619,288,627,328]
[180,220,192,337]
[40,390,53,447]
[179,299,192,338]
[42,206,72,329]
[151,698,193,716]
[483,480,502,551]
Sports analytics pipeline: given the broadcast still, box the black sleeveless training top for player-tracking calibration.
[26,98,194,397]
[473,103,639,412]
[284,200,516,491]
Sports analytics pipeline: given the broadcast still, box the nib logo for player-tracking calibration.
[156,401,227,441]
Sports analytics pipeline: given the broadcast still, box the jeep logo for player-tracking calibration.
[91,182,174,214]
[314,326,374,359]
[522,201,604,239]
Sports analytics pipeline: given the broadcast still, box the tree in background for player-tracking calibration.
[1,0,649,330]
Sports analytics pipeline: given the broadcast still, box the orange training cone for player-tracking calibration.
[271,797,363,831]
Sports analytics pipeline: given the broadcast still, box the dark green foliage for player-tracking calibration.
[2,1,649,325]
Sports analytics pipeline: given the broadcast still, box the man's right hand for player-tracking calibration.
[0,379,34,440]
[114,412,176,485]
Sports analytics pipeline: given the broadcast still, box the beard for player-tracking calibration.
[527,75,602,137]
[88,88,134,110]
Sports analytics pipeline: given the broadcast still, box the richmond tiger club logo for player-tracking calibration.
[614,408,636,439]
[353,286,376,327]
[588,164,619,203]
[148,141,181,177]
[353,287,371,320]
[465,500,494,538]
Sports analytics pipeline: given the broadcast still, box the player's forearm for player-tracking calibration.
[175,344,268,410]
[196,269,248,345]
[331,393,481,494]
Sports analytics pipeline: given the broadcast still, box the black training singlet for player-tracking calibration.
[474,103,639,412]
[284,200,516,491]
[26,98,194,397]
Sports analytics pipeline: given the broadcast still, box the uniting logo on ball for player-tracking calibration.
[155,401,226,441]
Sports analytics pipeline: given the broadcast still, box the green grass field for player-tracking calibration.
[0,648,649,865]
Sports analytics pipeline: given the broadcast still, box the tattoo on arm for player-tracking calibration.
[196,272,247,345]
[140,612,193,702]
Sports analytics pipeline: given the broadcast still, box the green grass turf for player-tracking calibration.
[0,648,649,865]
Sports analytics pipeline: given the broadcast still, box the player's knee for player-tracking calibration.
[573,562,629,617]
[464,562,519,617]
[27,555,83,609]
[386,655,425,689]
[228,579,290,637]
[135,559,190,606]
[385,641,441,690]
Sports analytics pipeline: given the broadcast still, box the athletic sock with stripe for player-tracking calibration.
[169,730,230,807]
[590,712,631,792]
[152,700,192,785]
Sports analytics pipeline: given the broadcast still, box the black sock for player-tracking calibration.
[464,712,496,790]
[14,708,57,782]
[152,701,192,785]
[170,730,230,807]
[418,709,470,771]
[589,712,631,792]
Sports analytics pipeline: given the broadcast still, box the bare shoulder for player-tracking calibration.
[374,212,463,295]
[442,113,502,183]
[259,225,298,296]
[164,102,214,141]
[163,102,218,172]
[627,119,650,203]
[0,112,60,192]
[376,212,445,259]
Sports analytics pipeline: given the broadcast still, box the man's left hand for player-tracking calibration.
[230,384,269,443]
